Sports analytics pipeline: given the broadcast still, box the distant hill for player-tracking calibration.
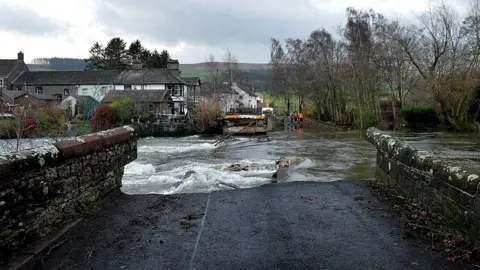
[27,58,272,82]
[29,58,270,71]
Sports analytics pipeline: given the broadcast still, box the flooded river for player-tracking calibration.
[1,128,478,195]
[122,129,480,195]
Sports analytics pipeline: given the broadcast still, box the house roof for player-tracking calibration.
[15,92,61,101]
[0,60,21,77]
[12,70,121,86]
[181,77,201,86]
[235,100,244,106]
[235,83,257,97]
[1,90,25,102]
[218,84,239,94]
[103,90,169,103]
[114,69,187,85]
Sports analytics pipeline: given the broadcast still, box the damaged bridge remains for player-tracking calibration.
[0,126,138,264]
[366,127,480,239]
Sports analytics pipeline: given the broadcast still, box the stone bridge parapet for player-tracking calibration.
[366,127,480,239]
[0,126,138,264]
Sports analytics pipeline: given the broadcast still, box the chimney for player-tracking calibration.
[132,60,143,70]
[18,51,24,62]
[167,59,180,76]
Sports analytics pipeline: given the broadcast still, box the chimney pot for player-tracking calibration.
[18,51,24,61]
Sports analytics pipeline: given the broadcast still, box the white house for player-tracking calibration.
[60,96,78,118]
[113,67,188,115]
[216,83,240,113]
[232,83,260,108]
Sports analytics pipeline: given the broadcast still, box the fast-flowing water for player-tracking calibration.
[122,129,480,195]
[1,128,478,195]
[122,130,373,194]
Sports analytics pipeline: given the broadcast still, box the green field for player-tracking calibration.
[264,93,302,116]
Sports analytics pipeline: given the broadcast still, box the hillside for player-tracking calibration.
[27,58,271,72]
[26,59,271,82]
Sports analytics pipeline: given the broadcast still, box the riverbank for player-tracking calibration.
[17,181,456,269]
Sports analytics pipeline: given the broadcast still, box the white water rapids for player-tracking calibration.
[121,132,377,195]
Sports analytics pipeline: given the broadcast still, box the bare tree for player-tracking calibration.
[205,53,221,98]
[223,48,239,86]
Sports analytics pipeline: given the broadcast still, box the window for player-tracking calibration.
[82,88,88,95]
[64,89,70,96]
[239,95,243,100]
[54,94,62,99]
[0,79,3,87]
[148,104,154,113]
[16,87,22,91]
[125,85,132,90]
[167,84,172,90]
[35,87,43,94]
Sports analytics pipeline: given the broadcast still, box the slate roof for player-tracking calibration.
[12,70,121,86]
[114,69,187,85]
[218,84,239,94]
[0,60,21,77]
[103,90,169,103]
[16,92,61,100]
[1,90,25,102]
[181,77,201,86]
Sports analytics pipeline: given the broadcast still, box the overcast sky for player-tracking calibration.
[0,0,469,64]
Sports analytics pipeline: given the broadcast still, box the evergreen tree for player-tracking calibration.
[85,42,105,70]
[85,38,172,70]
[104,37,128,70]
[128,39,145,61]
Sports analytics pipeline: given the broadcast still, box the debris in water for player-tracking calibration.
[225,164,249,172]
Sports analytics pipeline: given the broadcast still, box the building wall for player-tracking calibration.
[144,84,166,90]
[18,85,76,99]
[60,96,78,117]
[14,95,58,109]
[219,93,239,113]
[77,85,114,101]
[0,126,137,264]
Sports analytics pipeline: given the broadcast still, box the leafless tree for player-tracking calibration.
[223,48,239,86]
[205,53,221,98]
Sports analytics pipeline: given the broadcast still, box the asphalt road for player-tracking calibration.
[22,181,462,270]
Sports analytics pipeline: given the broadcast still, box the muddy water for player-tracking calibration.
[1,129,478,195]
[124,129,479,195]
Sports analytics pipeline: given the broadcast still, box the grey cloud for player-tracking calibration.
[94,0,469,63]
[0,4,68,36]
[94,0,343,62]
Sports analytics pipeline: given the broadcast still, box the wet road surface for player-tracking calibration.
[26,181,457,270]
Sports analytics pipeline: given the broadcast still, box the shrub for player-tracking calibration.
[400,106,441,131]
[91,104,115,132]
[110,97,137,123]
[37,108,65,136]
[355,111,379,130]
[76,114,84,120]
[21,114,37,137]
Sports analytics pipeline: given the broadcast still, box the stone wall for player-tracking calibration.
[0,126,137,264]
[366,127,480,239]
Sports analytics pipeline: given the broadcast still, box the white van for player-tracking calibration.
[262,107,274,116]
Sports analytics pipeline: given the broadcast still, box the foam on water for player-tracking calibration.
[137,142,216,154]
[122,158,275,195]
[124,162,156,175]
